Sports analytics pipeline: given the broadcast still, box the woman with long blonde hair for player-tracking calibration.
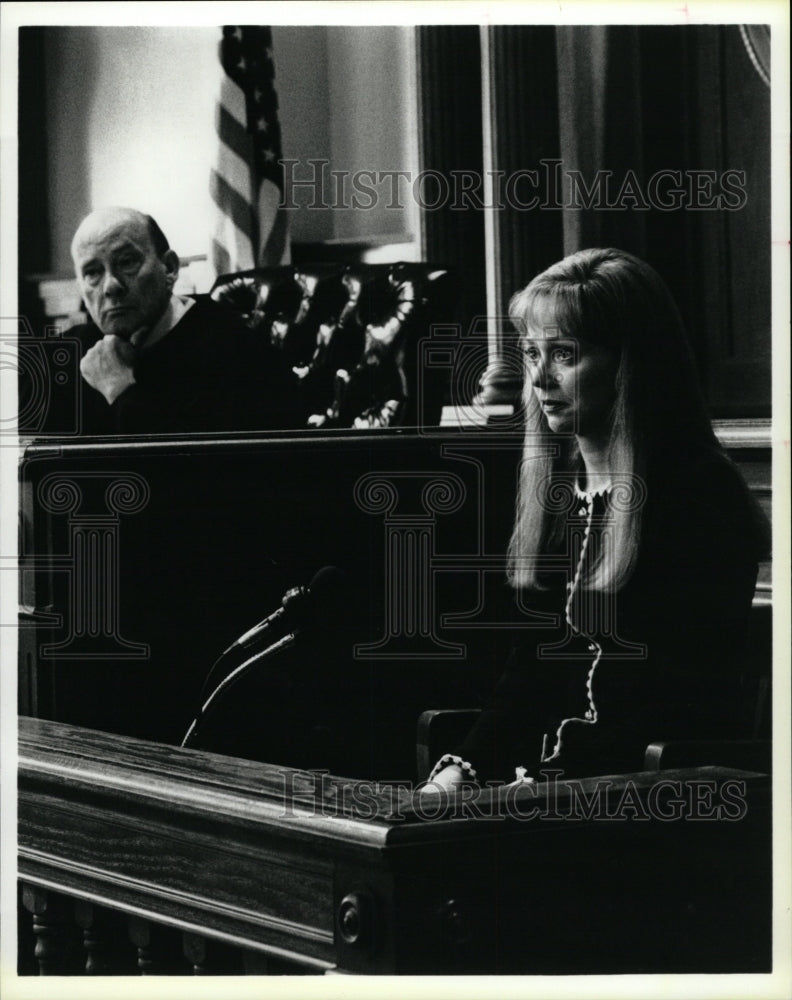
[428,248,768,790]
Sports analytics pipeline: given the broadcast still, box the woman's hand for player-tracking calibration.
[419,763,466,798]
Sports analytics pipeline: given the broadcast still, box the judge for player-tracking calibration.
[70,206,294,434]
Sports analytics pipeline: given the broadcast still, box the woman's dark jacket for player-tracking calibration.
[453,450,764,784]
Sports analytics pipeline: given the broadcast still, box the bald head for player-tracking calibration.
[71,207,170,261]
[71,207,179,339]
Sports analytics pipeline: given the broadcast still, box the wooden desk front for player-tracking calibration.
[18,716,771,975]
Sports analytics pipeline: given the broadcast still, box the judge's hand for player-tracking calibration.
[80,332,142,405]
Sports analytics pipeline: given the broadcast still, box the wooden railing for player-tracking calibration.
[18,717,772,976]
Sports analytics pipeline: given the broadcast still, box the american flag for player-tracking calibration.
[210,26,289,274]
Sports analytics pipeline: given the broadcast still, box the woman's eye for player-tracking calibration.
[83,269,101,283]
[524,348,540,364]
[552,348,574,363]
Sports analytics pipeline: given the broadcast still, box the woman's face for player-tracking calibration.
[524,332,620,440]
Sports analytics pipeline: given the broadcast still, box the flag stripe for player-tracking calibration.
[211,238,232,277]
[218,73,247,130]
[211,25,289,274]
[213,211,255,272]
[210,168,254,241]
[258,179,289,264]
[216,103,253,169]
[214,209,253,261]
[260,194,289,267]
[213,136,252,208]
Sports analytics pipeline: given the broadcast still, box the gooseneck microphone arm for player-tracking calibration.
[196,567,342,705]
[181,631,297,749]
[183,566,346,750]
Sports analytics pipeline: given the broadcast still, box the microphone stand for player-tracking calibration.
[181,631,297,749]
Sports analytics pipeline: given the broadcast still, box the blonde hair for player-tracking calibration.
[507,248,719,592]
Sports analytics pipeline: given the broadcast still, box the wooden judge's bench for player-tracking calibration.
[17,426,773,976]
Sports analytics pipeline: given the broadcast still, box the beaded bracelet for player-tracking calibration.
[427,753,478,784]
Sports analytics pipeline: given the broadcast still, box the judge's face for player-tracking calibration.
[524,332,619,440]
[71,209,177,339]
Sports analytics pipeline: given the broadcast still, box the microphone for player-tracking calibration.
[225,565,345,653]
[185,566,346,748]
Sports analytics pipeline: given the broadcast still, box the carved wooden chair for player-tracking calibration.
[211,263,455,429]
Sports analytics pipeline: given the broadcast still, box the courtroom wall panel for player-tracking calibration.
[20,431,522,779]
